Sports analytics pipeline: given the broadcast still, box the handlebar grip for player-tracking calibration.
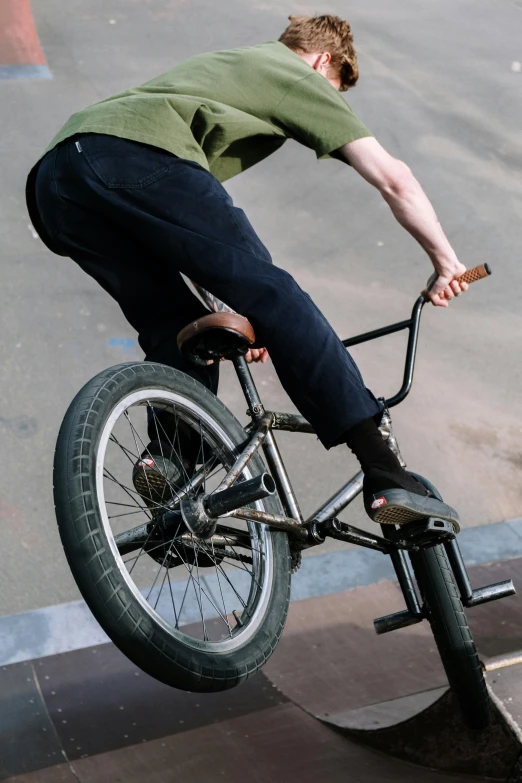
[457,263,492,285]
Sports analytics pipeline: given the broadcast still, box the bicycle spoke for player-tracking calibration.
[147,402,192,487]
[108,433,140,465]
[123,409,189,505]
[224,539,261,581]
[100,395,270,645]
[145,539,172,602]
[191,542,207,636]
[124,411,164,503]
[212,559,251,613]
[106,498,152,517]
[166,568,179,628]
[191,577,208,641]
[122,537,164,567]
[108,508,146,520]
[146,403,175,506]
[212,544,229,620]
[168,540,233,632]
[103,469,154,517]
[153,564,170,611]
[125,516,168,576]
[175,572,192,628]
[218,554,262,593]
[126,527,169,574]
[179,551,208,640]
[199,420,206,495]
[201,575,233,637]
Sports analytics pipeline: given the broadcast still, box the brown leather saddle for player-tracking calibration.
[177,312,256,366]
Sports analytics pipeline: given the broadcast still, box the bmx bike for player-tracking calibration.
[54,262,514,731]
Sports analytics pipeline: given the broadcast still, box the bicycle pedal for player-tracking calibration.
[400,517,457,547]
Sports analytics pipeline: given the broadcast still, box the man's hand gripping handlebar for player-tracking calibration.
[423,263,491,306]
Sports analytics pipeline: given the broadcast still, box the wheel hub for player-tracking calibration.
[144,507,223,568]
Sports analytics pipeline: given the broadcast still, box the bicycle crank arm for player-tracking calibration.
[307,518,393,553]
[303,517,457,554]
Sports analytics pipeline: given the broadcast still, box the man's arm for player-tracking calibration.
[339,137,468,306]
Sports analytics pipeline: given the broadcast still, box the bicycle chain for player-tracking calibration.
[198,542,301,572]
[205,545,301,573]
[199,546,253,565]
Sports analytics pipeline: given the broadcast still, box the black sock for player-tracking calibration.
[344,417,427,496]
[344,417,402,474]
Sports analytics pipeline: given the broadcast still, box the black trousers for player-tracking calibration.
[30,133,381,448]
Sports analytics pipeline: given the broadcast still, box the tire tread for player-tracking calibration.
[54,361,291,692]
[411,544,490,729]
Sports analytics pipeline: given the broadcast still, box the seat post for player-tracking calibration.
[233,356,265,417]
[233,356,303,521]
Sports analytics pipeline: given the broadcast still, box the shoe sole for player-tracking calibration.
[373,504,429,525]
[366,488,460,532]
[133,468,173,504]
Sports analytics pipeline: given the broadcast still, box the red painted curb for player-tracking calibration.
[0,0,46,65]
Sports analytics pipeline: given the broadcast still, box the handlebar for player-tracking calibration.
[342,264,492,409]
[422,262,491,302]
[458,263,491,286]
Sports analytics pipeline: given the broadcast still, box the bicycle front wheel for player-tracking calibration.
[410,545,491,729]
[53,361,291,692]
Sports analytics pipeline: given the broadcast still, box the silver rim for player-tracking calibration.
[94,388,275,653]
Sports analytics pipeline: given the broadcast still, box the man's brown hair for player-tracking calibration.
[279,14,358,91]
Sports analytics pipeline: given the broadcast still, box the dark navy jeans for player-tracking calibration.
[30,133,381,447]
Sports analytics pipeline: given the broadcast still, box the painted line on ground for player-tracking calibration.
[0,64,51,79]
[1,516,521,667]
[0,0,51,80]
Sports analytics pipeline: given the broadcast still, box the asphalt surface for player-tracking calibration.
[1,0,521,614]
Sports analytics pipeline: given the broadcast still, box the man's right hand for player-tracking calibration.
[339,137,470,308]
[423,260,469,307]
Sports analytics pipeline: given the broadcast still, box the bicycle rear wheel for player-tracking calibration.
[410,545,491,729]
[53,361,291,692]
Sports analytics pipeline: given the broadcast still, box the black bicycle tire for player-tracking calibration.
[410,544,491,730]
[53,361,291,692]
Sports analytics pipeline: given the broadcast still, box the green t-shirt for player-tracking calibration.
[43,40,371,182]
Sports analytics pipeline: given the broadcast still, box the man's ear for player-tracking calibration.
[310,52,331,72]
[319,52,332,69]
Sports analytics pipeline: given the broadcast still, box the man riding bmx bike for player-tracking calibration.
[26,13,467,526]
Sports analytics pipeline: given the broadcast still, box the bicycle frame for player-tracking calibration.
[221,294,515,634]
[229,295,426,525]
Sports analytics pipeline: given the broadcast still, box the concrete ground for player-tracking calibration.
[1,0,521,615]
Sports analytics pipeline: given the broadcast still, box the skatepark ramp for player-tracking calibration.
[2,556,522,782]
[320,672,522,780]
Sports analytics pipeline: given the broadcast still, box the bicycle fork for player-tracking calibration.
[371,406,516,635]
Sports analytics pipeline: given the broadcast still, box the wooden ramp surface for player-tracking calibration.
[1,647,486,783]
[2,558,522,782]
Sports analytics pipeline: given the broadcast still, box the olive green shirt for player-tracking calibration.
[43,40,372,182]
